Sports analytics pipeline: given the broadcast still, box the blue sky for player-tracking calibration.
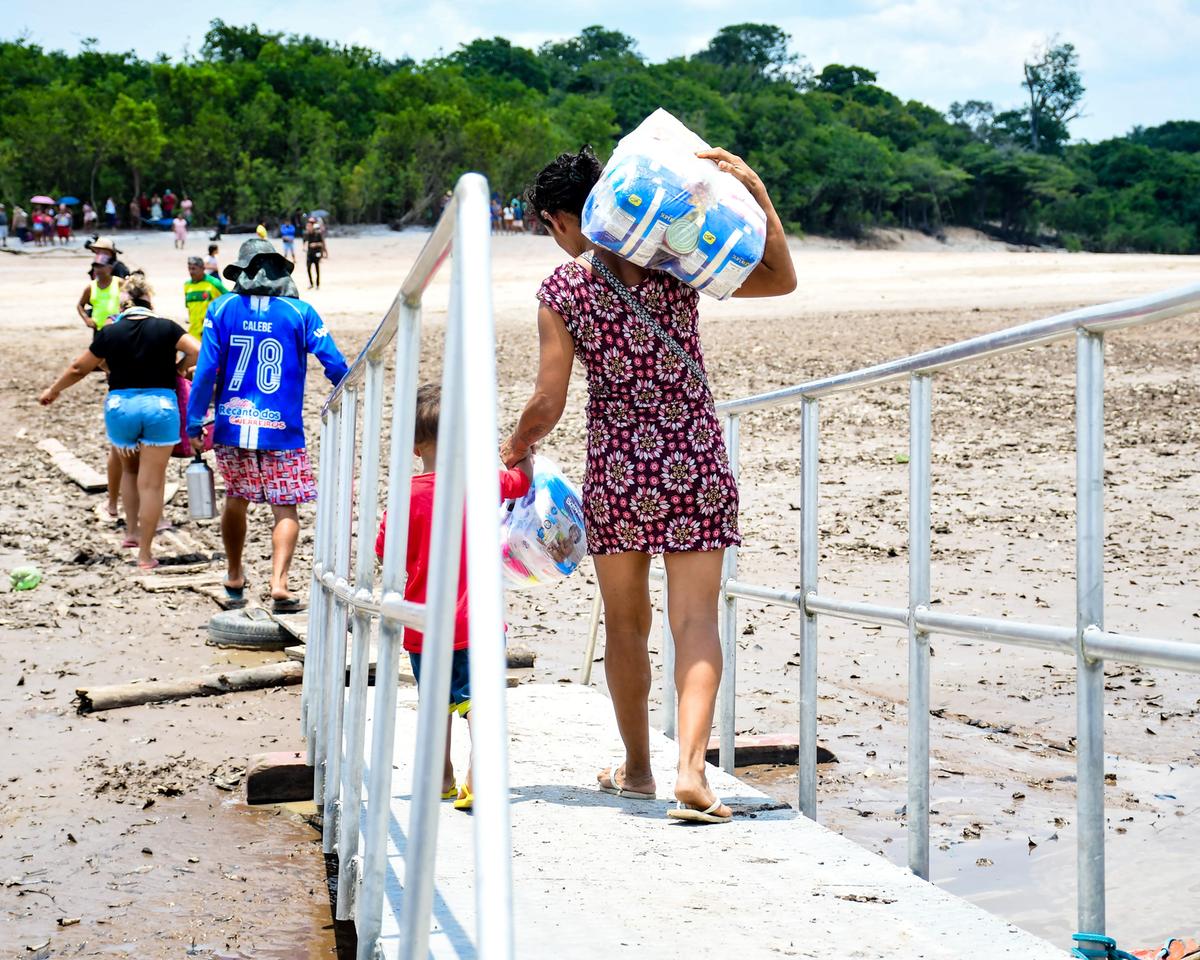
[9,0,1199,141]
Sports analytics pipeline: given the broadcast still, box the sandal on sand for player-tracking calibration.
[598,759,656,801]
[121,537,139,549]
[667,797,732,824]
[137,558,160,571]
[224,581,248,609]
[453,784,473,811]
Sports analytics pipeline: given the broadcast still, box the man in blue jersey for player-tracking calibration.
[187,238,348,611]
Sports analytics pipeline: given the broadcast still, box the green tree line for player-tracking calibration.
[1,21,1197,253]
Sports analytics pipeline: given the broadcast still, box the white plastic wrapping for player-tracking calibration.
[581,108,768,300]
[500,458,587,590]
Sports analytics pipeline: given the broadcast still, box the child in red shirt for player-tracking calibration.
[375,383,531,811]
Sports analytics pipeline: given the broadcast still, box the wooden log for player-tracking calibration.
[76,660,303,713]
[38,438,107,493]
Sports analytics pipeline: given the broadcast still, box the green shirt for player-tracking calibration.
[183,276,229,338]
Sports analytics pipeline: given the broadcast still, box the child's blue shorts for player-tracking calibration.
[104,388,179,452]
[409,648,471,716]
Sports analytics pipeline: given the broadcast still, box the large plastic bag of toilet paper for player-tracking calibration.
[581,109,768,300]
[500,458,587,590]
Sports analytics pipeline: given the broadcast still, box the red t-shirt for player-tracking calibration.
[375,467,531,653]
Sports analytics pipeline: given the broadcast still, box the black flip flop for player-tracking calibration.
[272,597,304,614]
[223,581,248,609]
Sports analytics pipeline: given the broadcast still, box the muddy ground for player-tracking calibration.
[1,229,1197,956]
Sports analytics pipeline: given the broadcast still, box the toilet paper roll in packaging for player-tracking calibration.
[581,109,768,300]
[500,458,587,590]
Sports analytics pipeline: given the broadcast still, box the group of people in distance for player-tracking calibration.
[490,193,532,234]
[36,140,798,826]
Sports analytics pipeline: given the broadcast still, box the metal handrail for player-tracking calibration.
[303,173,513,960]
[716,281,1200,413]
[580,280,1200,949]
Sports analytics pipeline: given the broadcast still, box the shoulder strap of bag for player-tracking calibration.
[585,253,709,390]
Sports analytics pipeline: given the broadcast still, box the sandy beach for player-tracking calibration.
[1,226,1197,956]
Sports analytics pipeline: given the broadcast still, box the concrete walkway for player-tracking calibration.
[362,684,1069,959]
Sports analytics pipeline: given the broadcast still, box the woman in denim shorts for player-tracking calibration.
[40,274,200,569]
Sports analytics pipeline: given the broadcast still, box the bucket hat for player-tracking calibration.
[222,237,294,282]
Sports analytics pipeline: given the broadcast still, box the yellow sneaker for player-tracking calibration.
[453,784,473,811]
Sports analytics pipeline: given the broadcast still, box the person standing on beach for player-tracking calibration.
[503,145,796,824]
[302,218,326,289]
[186,238,348,611]
[183,256,228,339]
[172,214,188,249]
[0,204,7,247]
[105,196,117,230]
[77,249,124,330]
[279,219,296,262]
[12,205,27,243]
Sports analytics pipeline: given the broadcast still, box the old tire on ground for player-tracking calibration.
[207,608,290,650]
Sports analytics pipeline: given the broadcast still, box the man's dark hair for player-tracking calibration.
[525,146,602,221]
[413,383,440,447]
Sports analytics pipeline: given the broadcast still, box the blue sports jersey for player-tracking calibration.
[280,223,296,241]
[186,294,348,451]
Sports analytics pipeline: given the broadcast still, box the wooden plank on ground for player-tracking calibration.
[38,438,106,493]
[136,573,223,593]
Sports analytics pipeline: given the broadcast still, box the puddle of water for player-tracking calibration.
[4,788,344,959]
[738,759,1200,950]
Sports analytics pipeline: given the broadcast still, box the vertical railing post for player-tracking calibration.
[580,590,602,685]
[661,577,677,741]
[456,177,515,960]
[356,299,422,960]
[312,407,342,805]
[1076,330,1106,940]
[907,374,932,880]
[307,411,337,778]
[797,397,819,821]
[321,390,358,853]
[335,356,385,920]
[718,414,741,774]
[400,212,470,960]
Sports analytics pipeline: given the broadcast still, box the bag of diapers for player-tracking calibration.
[581,109,768,300]
[500,458,587,590]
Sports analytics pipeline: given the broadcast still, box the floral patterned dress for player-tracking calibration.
[537,258,741,555]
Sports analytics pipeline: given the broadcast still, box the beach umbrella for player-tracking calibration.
[30,194,54,204]
[58,196,81,205]
[308,209,330,219]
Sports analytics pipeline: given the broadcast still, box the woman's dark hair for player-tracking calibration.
[525,146,602,221]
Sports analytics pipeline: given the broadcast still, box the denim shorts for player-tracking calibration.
[104,388,180,452]
[409,648,471,716]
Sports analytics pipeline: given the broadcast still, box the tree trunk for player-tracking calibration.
[76,660,304,713]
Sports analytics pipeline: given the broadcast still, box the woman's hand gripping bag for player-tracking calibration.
[500,458,587,590]
[581,108,768,300]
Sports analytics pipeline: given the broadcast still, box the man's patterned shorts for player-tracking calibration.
[214,445,317,505]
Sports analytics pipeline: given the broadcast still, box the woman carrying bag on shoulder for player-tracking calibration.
[502,145,795,824]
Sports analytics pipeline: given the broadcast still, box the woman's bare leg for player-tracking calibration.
[592,551,655,795]
[118,449,141,542]
[663,549,730,818]
[134,444,173,566]
[106,447,121,516]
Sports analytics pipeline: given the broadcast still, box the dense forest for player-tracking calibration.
[1,21,1198,252]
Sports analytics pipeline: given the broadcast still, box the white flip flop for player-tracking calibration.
[597,759,656,801]
[667,797,732,824]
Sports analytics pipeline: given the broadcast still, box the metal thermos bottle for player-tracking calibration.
[186,454,216,520]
